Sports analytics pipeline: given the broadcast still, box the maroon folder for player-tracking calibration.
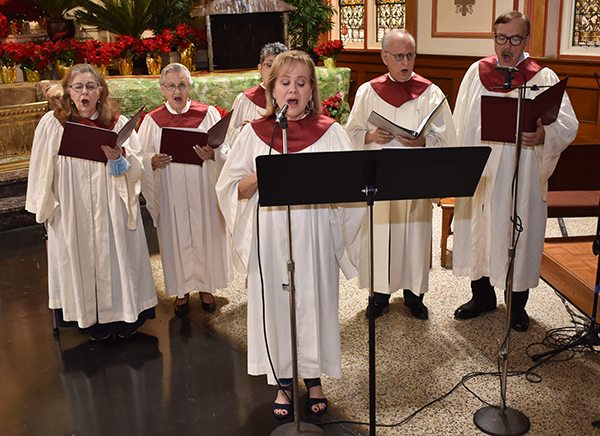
[480,77,568,143]
[160,110,233,166]
[58,107,145,163]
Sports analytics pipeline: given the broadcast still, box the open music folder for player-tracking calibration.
[160,110,233,166]
[481,76,568,143]
[58,106,145,163]
[366,96,447,140]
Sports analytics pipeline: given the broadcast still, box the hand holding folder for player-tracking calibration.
[58,107,145,163]
[480,77,568,143]
[160,110,233,166]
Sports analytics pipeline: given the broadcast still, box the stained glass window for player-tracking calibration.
[376,0,406,42]
[340,0,365,43]
[573,0,600,46]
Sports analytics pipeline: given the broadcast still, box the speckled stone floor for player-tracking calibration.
[174,206,600,436]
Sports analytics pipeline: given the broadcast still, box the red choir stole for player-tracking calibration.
[478,55,544,93]
[251,115,336,154]
[243,84,267,109]
[369,73,432,108]
[149,100,209,128]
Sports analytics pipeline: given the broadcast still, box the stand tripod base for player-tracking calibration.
[474,406,530,435]
[271,421,325,436]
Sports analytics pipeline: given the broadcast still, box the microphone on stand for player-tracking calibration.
[275,103,289,124]
[495,65,520,89]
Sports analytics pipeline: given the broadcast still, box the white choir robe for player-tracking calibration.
[25,112,157,329]
[345,79,456,296]
[216,119,364,385]
[138,102,232,298]
[224,86,267,149]
[452,59,579,291]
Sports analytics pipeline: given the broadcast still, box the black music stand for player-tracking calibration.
[256,146,490,435]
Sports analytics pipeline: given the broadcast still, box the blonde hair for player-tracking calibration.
[54,63,118,127]
[263,50,321,119]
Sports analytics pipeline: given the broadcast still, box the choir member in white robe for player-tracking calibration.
[25,64,157,341]
[224,42,287,149]
[138,63,231,317]
[345,29,456,320]
[452,11,578,332]
[216,51,363,418]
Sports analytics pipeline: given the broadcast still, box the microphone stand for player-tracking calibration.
[271,113,324,436]
[474,68,531,436]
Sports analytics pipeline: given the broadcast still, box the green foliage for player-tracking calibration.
[75,0,167,38]
[148,0,195,35]
[286,0,335,50]
[31,0,78,20]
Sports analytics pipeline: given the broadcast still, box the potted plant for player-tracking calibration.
[51,35,78,78]
[76,39,116,76]
[170,23,206,72]
[148,0,195,36]
[285,0,335,61]
[31,0,78,40]
[141,30,173,75]
[314,39,344,68]
[75,0,167,38]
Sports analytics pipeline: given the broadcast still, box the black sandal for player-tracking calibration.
[304,378,328,415]
[272,378,293,418]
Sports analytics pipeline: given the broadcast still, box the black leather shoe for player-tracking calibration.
[454,298,496,320]
[200,292,216,313]
[365,301,389,319]
[174,298,189,318]
[405,301,429,320]
[511,308,530,332]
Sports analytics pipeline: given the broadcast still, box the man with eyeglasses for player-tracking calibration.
[346,29,456,320]
[452,11,579,332]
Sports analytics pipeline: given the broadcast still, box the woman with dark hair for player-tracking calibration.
[216,50,363,418]
[25,64,157,341]
[138,63,231,317]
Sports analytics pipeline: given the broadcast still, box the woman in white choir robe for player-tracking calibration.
[25,64,157,341]
[138,63,231,317]
[224,42,287,147]
[216,51,364,419]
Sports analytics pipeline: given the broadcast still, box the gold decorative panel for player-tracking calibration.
[0,102,49,172]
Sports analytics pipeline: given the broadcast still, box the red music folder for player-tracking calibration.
[160,109,233,166]
[480,77,568,143]
[58,107,145,163]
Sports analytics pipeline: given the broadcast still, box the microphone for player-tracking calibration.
[495,65,520,73]
[275,104,289,124]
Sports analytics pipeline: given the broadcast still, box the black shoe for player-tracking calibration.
[90,332,111,342]
[454,298,496,319]
[273,379,293,419]
[304,378,328,416]
[365,301,389,319]
[174,297,189,318]
[511,308,530,332]
[200,292,216,313]
[405,301,429,320]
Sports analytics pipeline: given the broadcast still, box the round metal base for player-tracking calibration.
[474,406,530,436]
[270,421,325,436]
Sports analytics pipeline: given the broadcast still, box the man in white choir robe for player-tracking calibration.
[345,29,456,320]
[452,11,578,332]
[224,42,287,148]
[138,63,231,317]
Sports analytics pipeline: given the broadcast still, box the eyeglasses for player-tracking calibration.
[494,34,528,46]
[70,82,100,93]
[162,83,189,92]
[384,50,416,62]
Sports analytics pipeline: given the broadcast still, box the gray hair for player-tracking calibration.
[381,29,416,51]
[259,42,288,64]
[159,63,193,86]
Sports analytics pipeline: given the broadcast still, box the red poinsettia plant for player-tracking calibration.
[114,35,144,60]
[77,39,116,66]
[0,13,8,40]
[314,39,344,60]
[15,42,51,71]
[0,41,22,65]
[214,105,228,118]
[321,92,344,122]
[141,29,173,57]
[171,23,206,51]
[51,36,78,64]
[0,0,43,21]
